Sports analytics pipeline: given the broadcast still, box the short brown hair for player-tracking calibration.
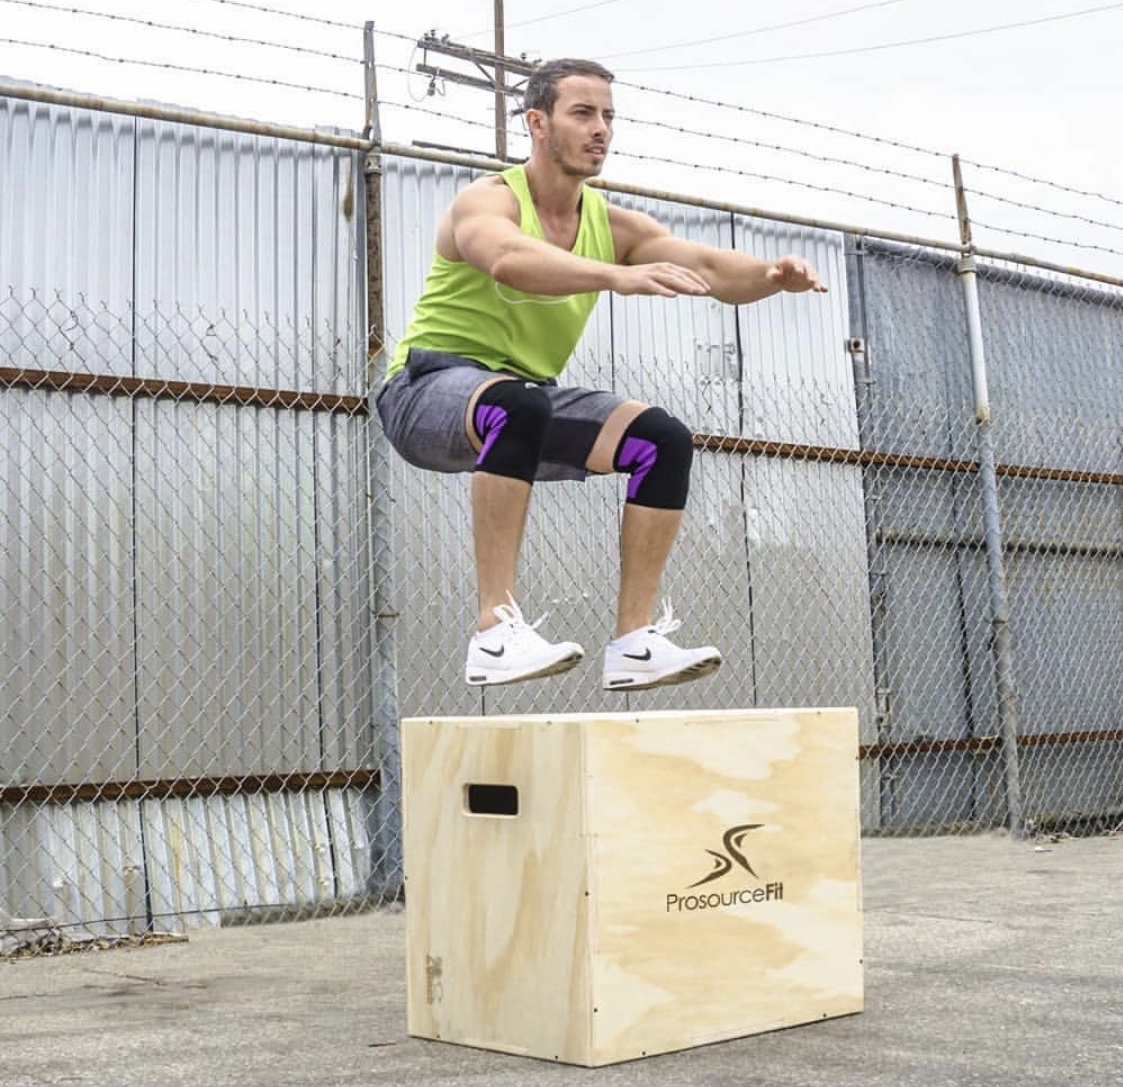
[523,58,614,116]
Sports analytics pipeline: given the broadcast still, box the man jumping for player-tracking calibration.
[376,58,827,690]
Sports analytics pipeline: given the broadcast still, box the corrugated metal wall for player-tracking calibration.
[4,99,1122,940]
[1,94,374,933]
[849,240,1123,829]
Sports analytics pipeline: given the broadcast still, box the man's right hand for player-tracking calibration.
[611,262,712,298]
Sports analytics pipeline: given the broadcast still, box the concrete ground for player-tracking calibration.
[1,834,1120,1087]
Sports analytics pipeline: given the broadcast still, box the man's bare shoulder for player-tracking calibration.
[452,173,520,217]
[438,174,522,260]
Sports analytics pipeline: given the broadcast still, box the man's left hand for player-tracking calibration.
[766,256,828,294]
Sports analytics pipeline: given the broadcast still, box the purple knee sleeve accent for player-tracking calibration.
[618,436,658,501]
[474,403,509,465]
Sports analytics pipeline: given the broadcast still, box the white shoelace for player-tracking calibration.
[491,593,549,644]
[650,600,682,638]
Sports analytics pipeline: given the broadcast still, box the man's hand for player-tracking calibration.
[612,262,712,298]
[765,256,828,294]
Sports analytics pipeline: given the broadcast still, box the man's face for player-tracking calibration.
[535,75,614,179]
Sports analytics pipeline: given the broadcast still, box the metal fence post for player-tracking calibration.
[952,155,1026,837]
[363,22,402,895]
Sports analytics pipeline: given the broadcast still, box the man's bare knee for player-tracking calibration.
[586,400,649,474]
[465,375,518,451]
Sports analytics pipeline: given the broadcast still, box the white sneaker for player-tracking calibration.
[603,602,722,691]
[465,595,584,686]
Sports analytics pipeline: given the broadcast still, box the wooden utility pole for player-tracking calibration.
[494,0,506,160]
[413,32,536,161]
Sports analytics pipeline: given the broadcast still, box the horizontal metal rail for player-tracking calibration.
[0,769,380,805]
[0,367,367,414]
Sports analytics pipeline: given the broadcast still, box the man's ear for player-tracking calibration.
[523,107,547,139]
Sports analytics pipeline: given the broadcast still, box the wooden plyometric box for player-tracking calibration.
[401,708,863,1067]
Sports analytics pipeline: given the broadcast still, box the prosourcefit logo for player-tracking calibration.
[666,823,785,913]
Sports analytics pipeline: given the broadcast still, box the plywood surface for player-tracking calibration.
[401,709,862,1066]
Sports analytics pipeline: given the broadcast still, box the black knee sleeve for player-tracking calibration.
[613,407,694,510]
[472,380,552,484]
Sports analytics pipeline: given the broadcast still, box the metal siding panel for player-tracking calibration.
[139,791,354,926]
[301,790,336,903]
[735,221,855,447]
[1021,741,1123,823]
[316,411,376,770]
[880,544,995,743]
[1008,549,1123,738]
[0,96,134,347]
[998,476,1123,553]
[979,276,1123,473]
[133,401,321,778]
[0,800,143,935]
[878,750,1005,832]
[744,457,876,723]
[857,245,973,459]
[225,793,257,910]
[326,787,373,897]
[607,196,739,434]
[311,147,365,394]
[1,390,136,784]
[875,465,985,546]
[133,122,363,392]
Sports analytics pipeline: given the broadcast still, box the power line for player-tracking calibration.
[616,1,1123,71]
[187,0,359,31]
[623,113,947,196]
[600,0,917,61]
[380,97,955,226]
[456,0,634,41]
[0,0,361,65]
[617,78,946,160]
[616,78,1123,210]
[0,36,361,98]
[969,218,1123,260]
[962,158,1123,211]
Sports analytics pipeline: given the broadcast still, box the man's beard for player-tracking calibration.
[547,136,603,179]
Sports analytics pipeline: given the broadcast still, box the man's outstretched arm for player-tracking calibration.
[609,204,827,305]
[449,179,712,299]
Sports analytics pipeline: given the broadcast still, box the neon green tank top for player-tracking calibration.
[387,164,615,382]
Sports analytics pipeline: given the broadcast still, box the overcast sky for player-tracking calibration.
[2,0,1121,274]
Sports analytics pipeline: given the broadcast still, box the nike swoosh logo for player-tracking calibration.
[623,648,652,661]
[479,645,505,658]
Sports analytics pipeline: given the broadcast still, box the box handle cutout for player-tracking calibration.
[465,783,519,817]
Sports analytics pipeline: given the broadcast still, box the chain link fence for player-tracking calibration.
[1,286,384,950]
[3,108,1122,952]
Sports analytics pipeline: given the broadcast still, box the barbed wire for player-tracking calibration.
[187,0,359,31]
[1,0,362,66]
[623,115,948,197]
[961,157,1123,211]
[0,37,361,99]
[378,67,1123,247]
[616,78,1123,211]
[379,98,957,227]
[379,61,1119,235]
[967,219,1123,260]
[3,9,1118,255]
[966,187,1123,236]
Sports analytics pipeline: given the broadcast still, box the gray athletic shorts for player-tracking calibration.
[375,347,626,482]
